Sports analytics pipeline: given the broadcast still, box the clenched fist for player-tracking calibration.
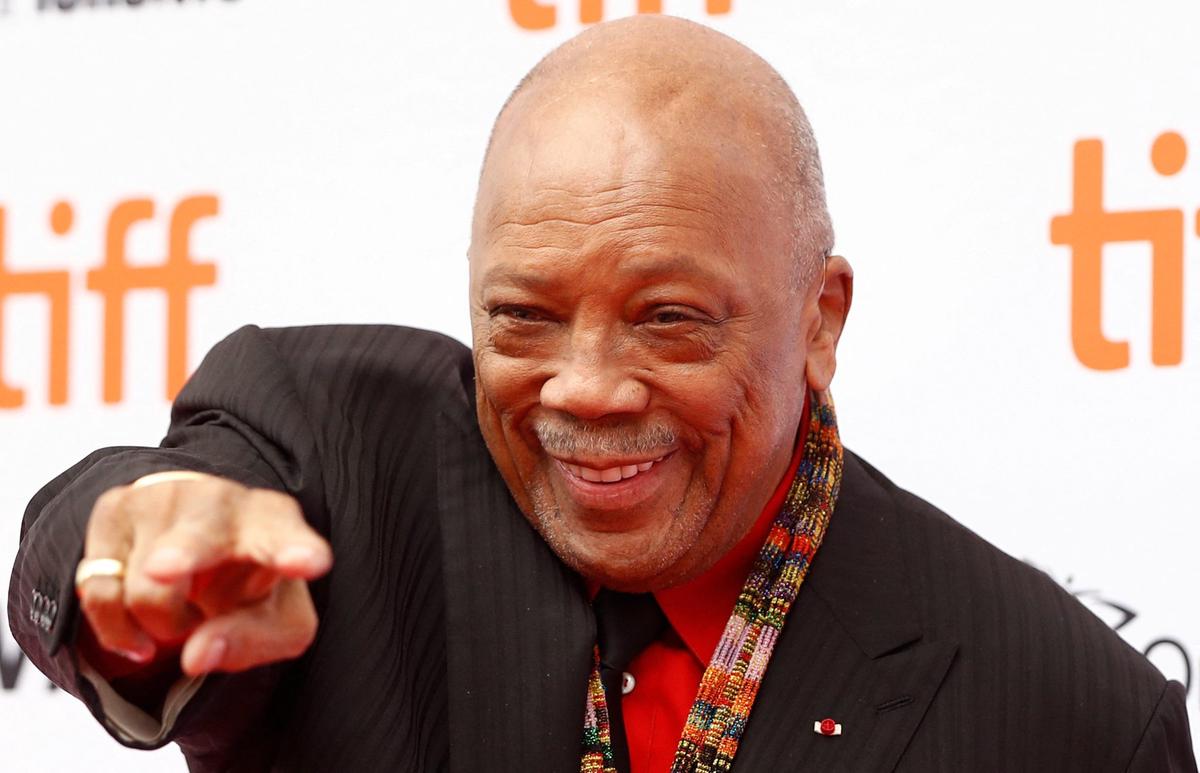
[75,471,333,679]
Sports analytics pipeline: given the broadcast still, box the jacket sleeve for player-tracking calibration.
[6,324,329,759]
[1125,680,1198,773]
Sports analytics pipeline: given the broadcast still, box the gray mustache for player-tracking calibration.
[533,417,677,458]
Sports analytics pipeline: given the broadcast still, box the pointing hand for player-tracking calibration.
[75,471,332,678]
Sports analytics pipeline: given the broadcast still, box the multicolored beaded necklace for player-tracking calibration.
[579,391,843,773]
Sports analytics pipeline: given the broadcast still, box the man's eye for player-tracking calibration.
[492,305,545,322]
[648,308,698,325]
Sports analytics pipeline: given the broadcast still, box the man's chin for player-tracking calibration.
[550,525,692,592]
[519,479,713,590]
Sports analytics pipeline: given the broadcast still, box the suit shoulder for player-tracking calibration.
[856,458,1186,767]
[258,324,470,372]
[219,324,474,408]
[856,456,1169,723]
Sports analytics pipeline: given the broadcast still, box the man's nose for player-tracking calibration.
[540,352,650,420]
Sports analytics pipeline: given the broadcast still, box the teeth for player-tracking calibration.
[563,456,665,483]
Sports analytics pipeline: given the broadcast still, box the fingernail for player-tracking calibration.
[120,642,155,663]
[277,545,328,573]
[145,547,187,575]
[195,637,227,673]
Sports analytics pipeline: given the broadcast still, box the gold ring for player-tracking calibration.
[75,558,126,587]
[131,470,209,489]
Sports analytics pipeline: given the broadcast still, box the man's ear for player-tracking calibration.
[805,255,854,393]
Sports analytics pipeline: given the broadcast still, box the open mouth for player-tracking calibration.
[560,455,667,484]
[548,451,677,511]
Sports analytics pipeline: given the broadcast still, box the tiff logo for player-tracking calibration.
[0,196,218,408]
[1051,132,1198,370]
[510,0,731,30]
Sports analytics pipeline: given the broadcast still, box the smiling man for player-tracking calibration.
[470,25,844,595]
[9,15,1196,773]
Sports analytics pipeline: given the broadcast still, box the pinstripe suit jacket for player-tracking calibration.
[9,324,1197,772]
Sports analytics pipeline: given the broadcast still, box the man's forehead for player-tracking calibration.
[487,92,649,185]
[494,74,761,165]
[471,98,784,281]
[480,80,786,233]
[478,94,770,222]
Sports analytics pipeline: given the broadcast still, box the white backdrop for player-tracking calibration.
[1,1,1197,769]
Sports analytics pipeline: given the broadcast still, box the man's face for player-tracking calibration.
[469,93,818,591]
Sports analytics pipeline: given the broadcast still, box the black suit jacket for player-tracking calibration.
[9,325,1197,772]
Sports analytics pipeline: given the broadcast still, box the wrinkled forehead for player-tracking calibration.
[475,84,781,239]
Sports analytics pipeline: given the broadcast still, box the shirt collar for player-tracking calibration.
[653,395,812,665]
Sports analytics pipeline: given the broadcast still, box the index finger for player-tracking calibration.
[234,489,332,579]
[142,488,330,582]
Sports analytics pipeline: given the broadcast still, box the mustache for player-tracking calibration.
[532,416,677,459]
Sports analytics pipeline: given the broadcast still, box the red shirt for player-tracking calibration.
[624,400,811,772]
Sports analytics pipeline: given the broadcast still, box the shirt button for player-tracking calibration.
[621,672,636,695]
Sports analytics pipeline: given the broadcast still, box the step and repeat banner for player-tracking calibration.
[1,1,1197,769]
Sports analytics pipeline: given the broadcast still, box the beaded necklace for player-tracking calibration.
[579,392,843,773]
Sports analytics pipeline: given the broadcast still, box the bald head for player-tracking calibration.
[477,15,834,282]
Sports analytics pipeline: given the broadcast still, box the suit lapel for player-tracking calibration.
[736,453,959,771]
[436,407,594,773]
